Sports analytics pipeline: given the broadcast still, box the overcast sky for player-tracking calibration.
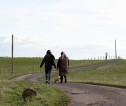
[0,0,126,59]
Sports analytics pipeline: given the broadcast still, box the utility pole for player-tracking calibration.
[115,40,117,59]
[11,35,14,74]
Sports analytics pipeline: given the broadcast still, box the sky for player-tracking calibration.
[0,0,126,59]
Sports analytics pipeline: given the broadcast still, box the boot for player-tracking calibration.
[65,78,67,83]
[60,75,63,83]
[64,75,67,83]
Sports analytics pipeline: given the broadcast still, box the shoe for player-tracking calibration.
[48,82,51,84]
[45,81,48,84]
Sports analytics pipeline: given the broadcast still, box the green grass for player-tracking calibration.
[0,57,42,74]
[68,59,126,87]
[0,58,43,80]
[69,60,108,68]
[0,58,71,106]
[0,81,69,106]
[0,57,108,80]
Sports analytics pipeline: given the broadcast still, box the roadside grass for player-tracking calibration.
[68,60,126,87]
[0,81,69,106]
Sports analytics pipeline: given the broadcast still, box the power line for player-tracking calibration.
[0,36,11,38]
[1,36,102,50]
[14,36,63,49]
[14,37,44,45]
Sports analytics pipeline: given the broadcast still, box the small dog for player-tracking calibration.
[22,88,37,102]
[54,76,60,83]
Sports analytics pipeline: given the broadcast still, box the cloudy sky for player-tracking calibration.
[0,0,126,59]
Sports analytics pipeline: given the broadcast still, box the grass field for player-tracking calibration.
[0,57,107,80]
[0,81,69,106]
[68,59,126,87]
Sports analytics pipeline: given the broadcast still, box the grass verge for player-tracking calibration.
[0,81,69,106]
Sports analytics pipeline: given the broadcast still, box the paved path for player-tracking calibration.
[14,73,126,106]
[53,83,126,106]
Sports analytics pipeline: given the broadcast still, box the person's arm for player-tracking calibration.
[57,58,60,70]
[40,56,45,68]
[68,58,69,68]
[53,60,56,69]
[52,55,56,69]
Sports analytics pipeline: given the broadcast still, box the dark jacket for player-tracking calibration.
[40,54,56,69]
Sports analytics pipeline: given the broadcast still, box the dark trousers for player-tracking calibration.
[60,75,67,83]
[45,67,52,83]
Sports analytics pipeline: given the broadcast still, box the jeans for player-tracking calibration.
[45,67,52,83]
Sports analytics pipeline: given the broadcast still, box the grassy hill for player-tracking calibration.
[68,59,126,87]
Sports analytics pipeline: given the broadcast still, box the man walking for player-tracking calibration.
[40,50,56,84]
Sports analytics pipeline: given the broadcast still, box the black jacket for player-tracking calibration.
[40,54,56,69]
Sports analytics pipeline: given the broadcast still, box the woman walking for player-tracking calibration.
[57,52,69,83]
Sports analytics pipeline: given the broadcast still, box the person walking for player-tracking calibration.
[57,52,69,83]
[40,50,56,84]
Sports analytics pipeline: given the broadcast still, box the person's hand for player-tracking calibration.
[40,66,42,68]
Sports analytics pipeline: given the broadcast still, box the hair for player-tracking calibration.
[46,50,51,55]
[61,51,64,55]
[61,51,67,60]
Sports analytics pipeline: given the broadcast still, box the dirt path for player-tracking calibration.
[14,73,126,106]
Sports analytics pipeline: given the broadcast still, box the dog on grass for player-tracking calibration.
[54,76,60,83]
[22,88,37,102]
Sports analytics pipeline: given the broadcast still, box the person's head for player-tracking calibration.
[61,51,64,55]
[46,50,51,55]
[61,51,66,59]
